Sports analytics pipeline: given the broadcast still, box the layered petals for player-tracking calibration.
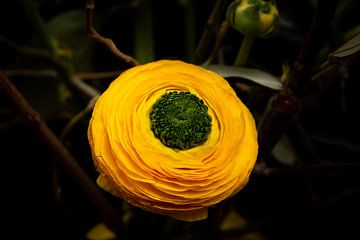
[88,60,258,221]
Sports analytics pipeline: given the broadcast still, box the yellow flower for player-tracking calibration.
[88,60,258,221]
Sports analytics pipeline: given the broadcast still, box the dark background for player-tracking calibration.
[1,0,360,239]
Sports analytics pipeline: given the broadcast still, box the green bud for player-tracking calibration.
[226,0,279,38]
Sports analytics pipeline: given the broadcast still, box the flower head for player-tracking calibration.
[88,60,258,221]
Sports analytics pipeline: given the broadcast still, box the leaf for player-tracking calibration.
[272,135,298,165]
[204,65,283,90]
[330,32,360,59]
[220,210,266,240]
[45,10,95,71]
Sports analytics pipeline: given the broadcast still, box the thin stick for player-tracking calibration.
[0,36,91,102]
[191,0,230,64]
[258,0,339,161]
[203,20,230,66]
[86,0,140,66]
[219,186,360,239]
[254,160,360,177]
[4,69,122,81]
[0,71,123,234]
[60,96,98,141]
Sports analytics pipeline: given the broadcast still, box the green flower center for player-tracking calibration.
[150,91,212,150]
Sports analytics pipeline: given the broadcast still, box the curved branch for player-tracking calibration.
[0,71,124,235]
[191,0,230,64]
[258,0,340,161]
[86,0,140,66]
[0,36,93,101]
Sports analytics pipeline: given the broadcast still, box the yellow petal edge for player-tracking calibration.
[88,60,258,221]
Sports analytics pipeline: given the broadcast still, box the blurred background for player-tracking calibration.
[1,0,360,239]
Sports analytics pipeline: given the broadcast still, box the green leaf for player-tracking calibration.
[45,10,95,71]
[85,222,116,240]
[272,135,298,165]
[330,32,360,59]
[204,64,283,90]
[220,210,266,240]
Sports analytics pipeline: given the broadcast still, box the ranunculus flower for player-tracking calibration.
[88,60,258,221]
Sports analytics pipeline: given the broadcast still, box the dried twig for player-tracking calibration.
[0,71,123,234]
[258,0,340,161]
[219,186,360,239]
[191,0,230,64]
[0,36,92,102]
[4,69,122,81]
[60,96,98,141]
[86,0,139,66]
[254,161,360,177]
[203,20,230,66]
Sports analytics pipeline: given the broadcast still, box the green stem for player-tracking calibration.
[184,0,196,61]
[134,0,154,64]
[234,34,254,67]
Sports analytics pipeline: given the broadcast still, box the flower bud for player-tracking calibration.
[226,0,279,38]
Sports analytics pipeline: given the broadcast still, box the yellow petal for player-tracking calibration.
[88,60,258,221]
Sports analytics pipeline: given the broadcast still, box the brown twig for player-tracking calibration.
[75,70,122,80]
[86,0,140,66]
[4,69,122,81]
[0,71,123,235]
[4,69,58,78]
[0,36,90,103]
[60,96,99,141]
[203,20,230,66]
[219,186,360,239]
[254,160,360,177]
[258,0,340,161]
[191,0,230,64]
[70,75,100,98]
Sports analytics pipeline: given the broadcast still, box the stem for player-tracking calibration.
[219,186,360,239]
[0,71,124,235]
[191,0,230,64]
[60,96,98,141]
[203,20,230,65]
[133,0,154,63]
[86,0,139,66]
[0,36,86,103]
[234,34,254,67]
[184,0,197,60]
[4,69,122,81]
[258,0,339,161]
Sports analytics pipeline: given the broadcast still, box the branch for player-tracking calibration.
[191,0,230,64]
[4,69,58,78]
[258,0,340,161]
[86,0,140,66]
[0,71,123,234]
[219,186,360,239]
[4,69,122,81]
[203,20,230,66]
[254,160,360,177]
[0,36,90,102]
[60,96,98,141]
[70,75,100,98]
